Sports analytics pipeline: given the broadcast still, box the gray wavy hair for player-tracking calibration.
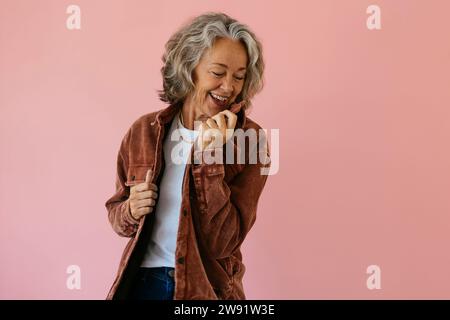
[158,12,265,111]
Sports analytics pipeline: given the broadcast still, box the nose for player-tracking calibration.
[220,75,234,96]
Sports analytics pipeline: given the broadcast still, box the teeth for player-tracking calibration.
[211,93,228,102]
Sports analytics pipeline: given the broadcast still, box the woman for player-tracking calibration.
[105,12,270,300]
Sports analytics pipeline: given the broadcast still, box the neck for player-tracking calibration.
[181,97,199,130]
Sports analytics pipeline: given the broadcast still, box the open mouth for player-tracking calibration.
[209,92,230,108]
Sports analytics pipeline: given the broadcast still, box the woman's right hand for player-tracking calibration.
[129,169,158,220]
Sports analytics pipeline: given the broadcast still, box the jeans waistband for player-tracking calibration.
[139,266,175,278]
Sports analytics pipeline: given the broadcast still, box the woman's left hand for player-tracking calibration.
[196,102,244,151]
[197,110,236,151]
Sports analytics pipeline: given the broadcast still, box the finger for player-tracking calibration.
[199,122,213,142]
[206,128,224,148]
[134,182,158,192]
[130,200,152,213]
[197,122,214,151]
[206,118,219,129]
[136,206,153,217]
[204,127,221,141]
[212,113,227,132]
[212,114,227,142]
[135,198,156,209]
[129,185,142,197]
[205,120,223,145]
[129,185,141,198]
[135,190,158,200]
[221,110,238,129]
[145,169,152,183]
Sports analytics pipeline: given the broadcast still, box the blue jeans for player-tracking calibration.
[129,267,175,300]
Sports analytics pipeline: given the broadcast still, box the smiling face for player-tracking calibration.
[185,37,248,122]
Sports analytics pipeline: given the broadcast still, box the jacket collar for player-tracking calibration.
[155,101,247,129]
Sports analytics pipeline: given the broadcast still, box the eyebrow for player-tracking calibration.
[211,63,247,71]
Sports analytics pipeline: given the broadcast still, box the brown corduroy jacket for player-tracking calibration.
[105,102,270,300]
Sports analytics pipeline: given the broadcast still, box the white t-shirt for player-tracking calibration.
[140,111,199,268]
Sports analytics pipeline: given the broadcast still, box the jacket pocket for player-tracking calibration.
[124,164,154,186]
[213,257,232,299]
[215,256,242,300]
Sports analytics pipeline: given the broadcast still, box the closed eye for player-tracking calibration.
[212,71,245,81]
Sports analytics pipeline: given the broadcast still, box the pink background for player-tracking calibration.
[1,0,450,299]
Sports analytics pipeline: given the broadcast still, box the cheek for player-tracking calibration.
[195,83,212,98]
[204,74,223,88]
[235,83,245,97]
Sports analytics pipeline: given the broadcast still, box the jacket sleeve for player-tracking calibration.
[191,133,271,260]
[105,127,140,237]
